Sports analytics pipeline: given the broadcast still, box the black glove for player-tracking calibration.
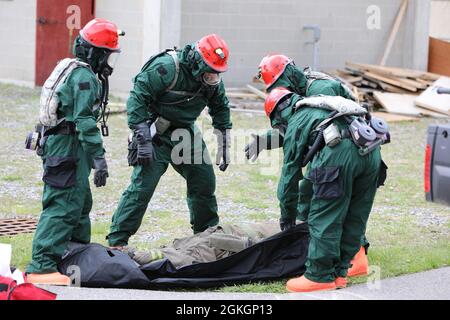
[245,134,265,162]
[135,122,155,166]
[280,217,296,232]
[245,131,284,161]
[93,156,108,187]
[215,129,231,172]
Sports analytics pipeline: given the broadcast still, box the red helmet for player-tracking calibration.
[80,18,122,51]
[259,54,293,88]
[196,34,229,73]
[264,87,293,117]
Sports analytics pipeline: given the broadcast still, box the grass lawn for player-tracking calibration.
[0,83,449,293]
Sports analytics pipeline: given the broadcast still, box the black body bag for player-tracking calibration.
[59,224,309,289]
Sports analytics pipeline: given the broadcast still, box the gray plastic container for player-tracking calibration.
[426,124,450,206]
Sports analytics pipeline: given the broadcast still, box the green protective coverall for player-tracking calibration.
[107,45,232,246]
[261,64,369,248]
[277,94,382,282]
[128,222,280,268]
[27,65,103,274]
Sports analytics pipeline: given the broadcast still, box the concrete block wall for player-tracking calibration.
[96,0,146,96]
[0,0,432,93]
[0,0,36,86]
[180,0,428,87]
[97,0,179,95]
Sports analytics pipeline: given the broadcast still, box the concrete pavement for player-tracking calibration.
[41,267,450,300]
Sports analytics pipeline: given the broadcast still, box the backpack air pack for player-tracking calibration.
[294,95,390,166]
[25,58,90,154]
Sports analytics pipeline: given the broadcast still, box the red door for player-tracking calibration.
[35,0,95,86]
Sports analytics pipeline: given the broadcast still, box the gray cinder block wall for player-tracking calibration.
[96,0,146,97]
[0,0,36,86]
[180,0,430,87]
[0,0,431,93]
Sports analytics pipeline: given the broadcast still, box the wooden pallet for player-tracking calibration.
[0,218,38,236]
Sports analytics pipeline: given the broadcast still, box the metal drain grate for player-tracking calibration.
[0,218,38,236]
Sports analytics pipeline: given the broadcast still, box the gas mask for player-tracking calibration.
[270,98,293,137]
[202,72,221,86]
[93,50,119,77]
[271,120,287,138]
[186,45,221,86]
[100,51,120,77]
[256,67,263,81]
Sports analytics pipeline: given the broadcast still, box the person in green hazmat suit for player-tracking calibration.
[245,54,372,277]
[26,19,123,285]
[263,88,387,292]
[106,34,232,248]
[246,54,356,223]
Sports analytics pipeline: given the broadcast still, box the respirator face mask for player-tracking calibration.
[270,110,287,138]
[202,72,221,86]
[270,97,293,134]
[99,51,120,77]
[107,52,120,70]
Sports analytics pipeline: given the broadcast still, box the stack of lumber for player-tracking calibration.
[333,62,450,120]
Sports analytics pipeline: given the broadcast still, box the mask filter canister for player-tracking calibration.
[323,123,342,147]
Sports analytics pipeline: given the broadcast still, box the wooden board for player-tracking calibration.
[246,84,267,100]
[416,78,434,87]
[373,92,447,118]
[415,106,449,119]
[346,61,440,81]
[334,70,363,83]
[371,112,419,123]
[226,92,260,99]
[399,78,427,90]
[361,79,379,89]
[415,77,450,115]
[229,101,264,110]
[364,72,418,92]
[428,37,450,77]
[373,92,421,116]
[377,81,411,94]
[379,0,408,66]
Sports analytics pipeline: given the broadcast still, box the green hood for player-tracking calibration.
[73,35,104,73]
[180,44,216,79]
[268,64,307,96]
[270,94,303,130]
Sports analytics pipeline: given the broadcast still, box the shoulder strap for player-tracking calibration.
[166,50,179,92]
[140,49,169,72]
[140,48,180,92]
[304,66,357,101]
[304,67,336,94]
[73,59,90,69]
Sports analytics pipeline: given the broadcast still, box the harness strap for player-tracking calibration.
[166,50,179,92]
[43,121,76,137]
[304,67,357,101]
[159,86,204,106]
[314,112,344,131]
